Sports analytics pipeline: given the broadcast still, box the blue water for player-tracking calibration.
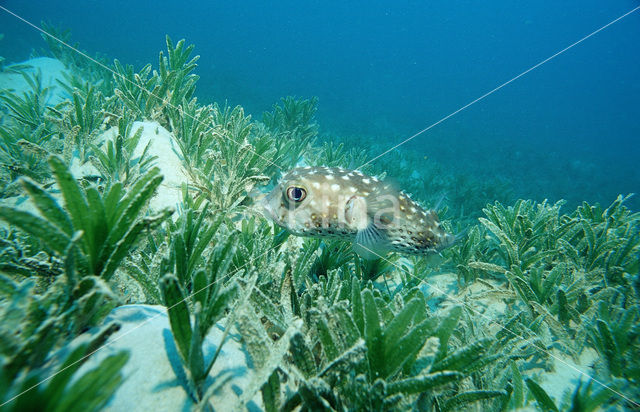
[2,0,639,209]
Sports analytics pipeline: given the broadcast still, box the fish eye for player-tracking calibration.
[286,186,307,202]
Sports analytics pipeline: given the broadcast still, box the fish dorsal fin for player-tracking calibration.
[354,222,388,260]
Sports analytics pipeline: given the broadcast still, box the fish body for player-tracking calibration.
[262,166,455,256]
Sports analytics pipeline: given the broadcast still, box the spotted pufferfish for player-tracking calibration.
[261,166,456,258]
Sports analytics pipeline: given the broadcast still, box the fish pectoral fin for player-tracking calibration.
[353,223,388,260]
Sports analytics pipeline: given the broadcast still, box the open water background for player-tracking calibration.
[1,0,638,210]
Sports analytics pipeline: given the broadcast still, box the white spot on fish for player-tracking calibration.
[349,186,357,193]
[362,178,370,184]
[341,175,350,180]
[331,184,340,191]
[312,182,321,189]
[410,207,417,213]
[326,175,335,180]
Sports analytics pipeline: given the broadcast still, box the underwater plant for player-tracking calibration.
[478,199,565,273]
[111,59,159,120]
[56,78,109,162]
[586,299,640,402]
[159,232,241,408]
[160,202,225,290]
[305,140,371,171]
[508,374,620,412]
[121,224,166,304]
[112,36,199,125]
[0,156,169,282]
[0,122,53,190]
[313,288,504,411]
[0,316,128,412]
[191,103,271,214]
[155,36,200,126]
[476,195,640,283]
[0,70,65,190]
[235,265,507,411]
[306,239,353,282]
[124,194,229,303]
[448,195,640,408]
[353,253,398,285]
[0,226,128,410]
[89,112,157,186]
[231,215,289,277]
[566,195,640,283]
[262,96,318,171]
[0,70,57,131]
[171,98,215,174]
[446,225,491,287]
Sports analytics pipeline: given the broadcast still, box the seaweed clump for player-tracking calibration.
[0,155,163,409]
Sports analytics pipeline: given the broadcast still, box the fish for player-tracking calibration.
[261,166,456,258]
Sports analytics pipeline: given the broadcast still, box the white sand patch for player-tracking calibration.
[130,121,191,211]
[539,347,599,406]
[68,304,262,411]
[0,57,70,105]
